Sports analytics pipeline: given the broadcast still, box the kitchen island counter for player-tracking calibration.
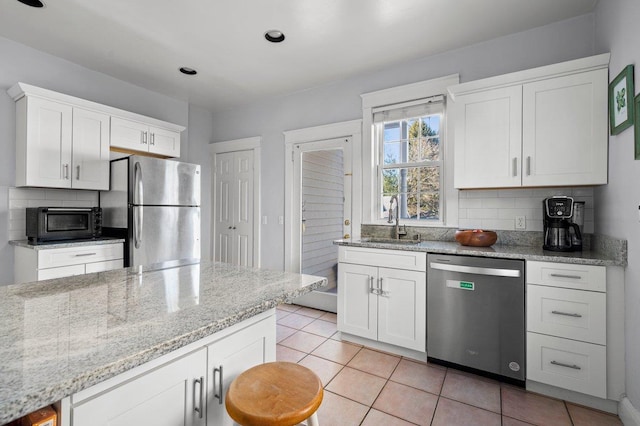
[0,261,326,424]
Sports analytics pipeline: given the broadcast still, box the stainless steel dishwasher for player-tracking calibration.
[427,254,525,383]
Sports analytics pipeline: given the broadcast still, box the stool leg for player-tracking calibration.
[307,411,320,426]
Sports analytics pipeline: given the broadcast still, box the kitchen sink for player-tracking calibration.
[360,238,419,246]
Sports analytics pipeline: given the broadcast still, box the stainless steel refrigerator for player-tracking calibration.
[100,155,201,268]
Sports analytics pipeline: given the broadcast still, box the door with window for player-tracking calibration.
[215,150,254,267]
[291,138,352,294]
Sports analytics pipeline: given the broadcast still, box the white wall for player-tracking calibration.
[210,14,597,270]
[594,0,640,409]
[0,35,197,285]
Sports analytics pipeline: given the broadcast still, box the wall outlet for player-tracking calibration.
[515,215,526,229]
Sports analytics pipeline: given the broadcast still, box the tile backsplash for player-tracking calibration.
[457,187,594,233]
[8,187,99,241]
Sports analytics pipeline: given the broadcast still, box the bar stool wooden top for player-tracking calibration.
[225,361,323,426]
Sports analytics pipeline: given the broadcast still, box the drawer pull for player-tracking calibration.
[550,360,581,370]
[551,310,582,318]
[550,273,582,280]
[74,253,97,257]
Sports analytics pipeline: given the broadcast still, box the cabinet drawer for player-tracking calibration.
[38,244,123,269]
[527,285,605,344]
[527,332,606,398]
[38,264,86,280]
[526,261,605,292]
[86,259,124,274]
[339,246,426,271]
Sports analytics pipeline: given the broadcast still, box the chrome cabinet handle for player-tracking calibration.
[76,165,80,180]
[551,310,582,318]
[63,164,70,179]
[140,131,145,144]
[150,133,155,146]
[550,273,582,280]
[526,156,531,176]
[512,158,518,177]
[214,366,224,405]
[193,376,204,418]
[74,252,97,257]
[379,278,389,296]
[369,276,377,294]
[550,360,581,370]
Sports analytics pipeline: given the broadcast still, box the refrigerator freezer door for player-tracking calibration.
[131,206,201,267]
[130,156,201,206]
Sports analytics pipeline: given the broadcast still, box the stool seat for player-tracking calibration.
[225,361,323,426]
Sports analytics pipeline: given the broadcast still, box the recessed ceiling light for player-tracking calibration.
[264,30,285,43]
[17,0,44,7]
[179,67,197,76]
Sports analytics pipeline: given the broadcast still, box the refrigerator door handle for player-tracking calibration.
[134,161,144,206]
[134,206,143,249]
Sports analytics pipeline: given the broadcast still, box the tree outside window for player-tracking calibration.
[380,113,442,222]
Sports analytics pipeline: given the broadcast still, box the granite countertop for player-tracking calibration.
[0,261,327,424]
[336,239,626,267]
[10,237,125,250]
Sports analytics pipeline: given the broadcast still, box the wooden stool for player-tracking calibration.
[225,361,323,426]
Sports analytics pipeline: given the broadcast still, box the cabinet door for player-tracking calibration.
[72,108,110,190]
[522,69,608,186]
[111,116,149,152]
[337,263,378,340]
[377,267,426,351]
[150,126,181,157]
[22,97,73,187]
[207,316,276,425]
[453,86,522,188]
[72,348,207,426]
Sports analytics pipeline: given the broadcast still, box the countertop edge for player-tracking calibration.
[335,240,626,267]
[10,238,125,250]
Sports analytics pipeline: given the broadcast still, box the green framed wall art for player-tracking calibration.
[609,64,634,135]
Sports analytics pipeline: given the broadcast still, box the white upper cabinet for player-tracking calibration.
[111,117,181,158]
[450,53,610,189]
[8,83,185,188]
[13,95,110,190]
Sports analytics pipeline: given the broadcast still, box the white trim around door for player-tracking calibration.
[210,137,261,267]
[283,120,362,273]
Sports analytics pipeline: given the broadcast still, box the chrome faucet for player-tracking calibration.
[387,195,407,239]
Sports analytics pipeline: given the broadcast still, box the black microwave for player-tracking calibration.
[26,207,102,244]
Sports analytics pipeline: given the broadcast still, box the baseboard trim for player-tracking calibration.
[620,397,640,426]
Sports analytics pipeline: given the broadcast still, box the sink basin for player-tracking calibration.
[361,238,419,246]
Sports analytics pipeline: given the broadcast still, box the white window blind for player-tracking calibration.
[372,95,444,124]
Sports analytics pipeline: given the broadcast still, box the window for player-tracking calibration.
[374,98,444,223]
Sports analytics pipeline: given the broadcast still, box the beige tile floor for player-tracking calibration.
[276,304,622,426]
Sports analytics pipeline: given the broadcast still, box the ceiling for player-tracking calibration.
[0,0,598,112]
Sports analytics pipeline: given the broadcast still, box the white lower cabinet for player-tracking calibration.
[526,261,607,398]
[207,314,276,425]
[14,243,124,284]
[72,349,207,426]
[69,311,276,426]
[338,247,426,352]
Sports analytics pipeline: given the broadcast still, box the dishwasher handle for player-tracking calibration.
[429,262,521,278]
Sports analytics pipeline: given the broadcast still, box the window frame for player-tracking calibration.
[361,74,460,227]
[377,109,445,224]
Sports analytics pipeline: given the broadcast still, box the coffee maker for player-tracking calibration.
[543,196,583,251]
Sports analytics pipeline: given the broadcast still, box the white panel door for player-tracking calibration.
[25,97,73,187]
[72,108,110,190]
[72,348,207,426]
[377,267,426,351]
[453,86,522,188]
[522,69,608,186]
[214,150,255,267]
[234,150,254,267]
[337,263,377,340]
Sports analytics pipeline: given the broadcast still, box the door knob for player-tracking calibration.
[343,234,350,239]
[344,219,351,226]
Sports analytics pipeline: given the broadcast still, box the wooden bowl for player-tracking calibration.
[455,229,498,247]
